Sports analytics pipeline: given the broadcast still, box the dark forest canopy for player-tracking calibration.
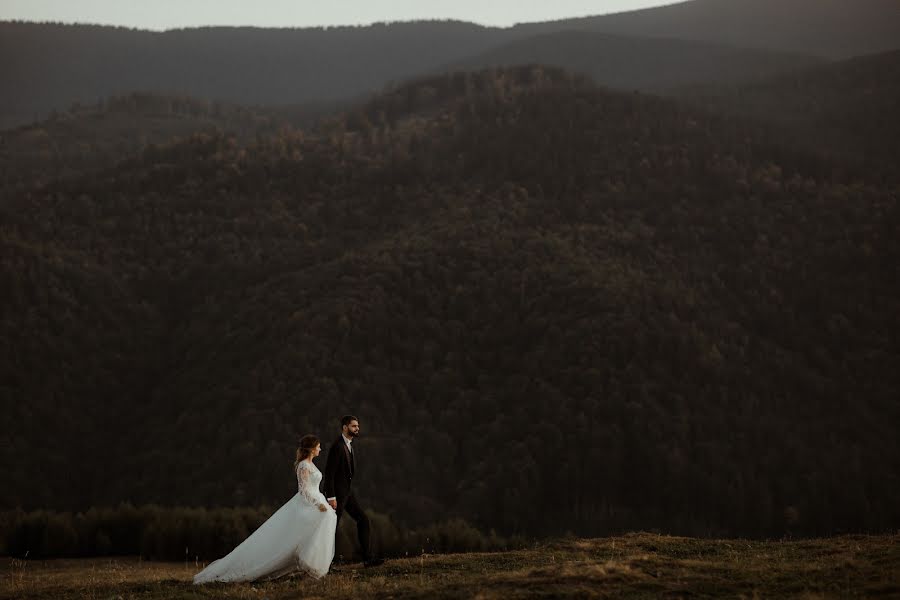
[675,49,900,180]
[1,63,899,541]
[2,0,899,129]
[0,92,337,184]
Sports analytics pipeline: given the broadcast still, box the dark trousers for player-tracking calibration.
[336,493,371,561]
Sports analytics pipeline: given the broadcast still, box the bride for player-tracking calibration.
[193,435,337,583]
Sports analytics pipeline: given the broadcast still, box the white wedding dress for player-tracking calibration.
[193,461,337,583]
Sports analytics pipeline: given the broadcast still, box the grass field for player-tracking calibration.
[2,532,897,599]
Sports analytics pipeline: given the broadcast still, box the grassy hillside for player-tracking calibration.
[2,533,898,599]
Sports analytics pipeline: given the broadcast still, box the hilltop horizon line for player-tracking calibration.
[0,1,687,33]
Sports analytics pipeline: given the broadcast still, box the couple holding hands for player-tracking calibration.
[194,415,382,584]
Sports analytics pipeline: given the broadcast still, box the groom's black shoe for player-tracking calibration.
[363,558,384,568]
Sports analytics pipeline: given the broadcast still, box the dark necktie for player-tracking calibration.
[345,442,354,474]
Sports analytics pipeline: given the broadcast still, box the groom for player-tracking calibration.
[323,415,383,567]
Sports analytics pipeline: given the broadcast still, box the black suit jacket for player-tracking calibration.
[323,436,355,501]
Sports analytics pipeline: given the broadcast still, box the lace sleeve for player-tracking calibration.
[296,463,322,508]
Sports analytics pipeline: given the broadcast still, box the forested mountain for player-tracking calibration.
[450,31,823,92]
[514,0,900,59]
[0,92,335,183]
[3,0,899,129]
[0,20,505,129]
[675,49,900,179]
[2,65,898,539]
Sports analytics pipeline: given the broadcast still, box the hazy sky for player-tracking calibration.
[0,1,680,29]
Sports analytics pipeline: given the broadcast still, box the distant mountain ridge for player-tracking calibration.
[514,0,900,59]
[0,20,503,129]
[449,31,824,91]
[2,0,898,128]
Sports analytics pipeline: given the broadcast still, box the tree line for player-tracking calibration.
[0,505,522,560]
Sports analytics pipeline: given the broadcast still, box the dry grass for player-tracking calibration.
[2,532,897,599]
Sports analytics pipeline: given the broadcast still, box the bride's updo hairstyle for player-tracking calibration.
[295,434,320,469]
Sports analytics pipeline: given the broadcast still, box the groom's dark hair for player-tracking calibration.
[341,415,358,427]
